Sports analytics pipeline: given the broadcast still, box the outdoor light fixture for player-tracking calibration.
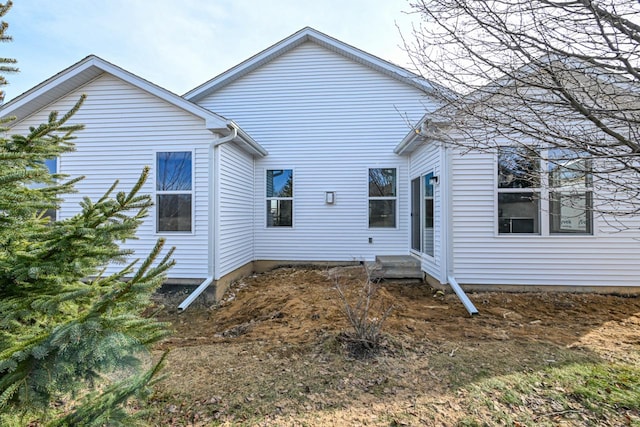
[325,191,335,204]
[429,175,439,185]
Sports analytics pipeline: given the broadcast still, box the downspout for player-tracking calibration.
[177,277,214,311]
[447,276,478,316]
[441,138,478,316]
[178,124,238,311]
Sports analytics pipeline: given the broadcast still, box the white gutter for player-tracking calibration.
[231,121,268,157]
[178,125,239,311]
[394,119,452,155]
[214,123,238,147]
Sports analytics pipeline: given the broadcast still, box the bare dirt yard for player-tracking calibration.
[147,266,640,426]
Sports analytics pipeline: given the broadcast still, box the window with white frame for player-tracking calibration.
[548,149,593,234]
[156,151,192,232]
[266,169,293,227]
[424,172,435,256]
[497,146,593,235]
[497,147,540,234]
[43,158,57,221]
[369,168,397,228]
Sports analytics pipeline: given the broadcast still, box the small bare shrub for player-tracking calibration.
[333,265,393,358]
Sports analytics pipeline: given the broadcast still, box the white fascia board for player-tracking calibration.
[395,115,429,155]
[84,57,230,129]
[308,31,434,92]
[1,55,229,130]
[395,128,423,156]
[232,124,268,157]
[395,115,454,155]
[184,27,439,101]
[0,56,101,119]
[183,29,309,101]
[210,121,268,158]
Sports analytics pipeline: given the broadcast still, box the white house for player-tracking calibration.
[2,27,638,307]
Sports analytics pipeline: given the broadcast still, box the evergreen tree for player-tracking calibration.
[0,2,173,425]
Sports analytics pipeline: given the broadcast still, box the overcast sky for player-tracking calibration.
[2,0,419,101]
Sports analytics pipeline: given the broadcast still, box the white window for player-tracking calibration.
[548,149,593,234]
[497,147,540,234]
[369,168,397,228]
[497,147,593,235]
[424,172,435,256]
[43,158,57,221]
[156,151,192,232]
[266,169,293,227]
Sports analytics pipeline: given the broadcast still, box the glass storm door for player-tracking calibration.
[411,177,421,252]
[423,173,435,257]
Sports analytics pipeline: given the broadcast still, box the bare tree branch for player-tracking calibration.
[404,0,640,222]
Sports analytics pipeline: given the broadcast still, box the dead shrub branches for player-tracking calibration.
[333,265,393,358]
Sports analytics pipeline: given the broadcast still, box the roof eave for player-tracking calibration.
[394,129,423,156]
[211,121,268,158]
[395,115,430,155]
[395,116,452,155]
[184,27,438,102]
[234,127,268,158]
[1,55,230,130]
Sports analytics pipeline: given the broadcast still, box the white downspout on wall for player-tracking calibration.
[441,139,478,316]
[439,139,449,286]
[178,125,238,311]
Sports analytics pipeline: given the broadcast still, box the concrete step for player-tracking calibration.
[375,255,421,269]
[369,255,422,281]
[378,267,423,279]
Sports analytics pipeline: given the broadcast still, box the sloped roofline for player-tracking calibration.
[394,115,453,155]
[0,55,267,157]
[393,55,632,155]
[184,26,439,102]
[1,55,231,129]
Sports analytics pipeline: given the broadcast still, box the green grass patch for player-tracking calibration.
[570,364,640,412]
[459,362,640,426]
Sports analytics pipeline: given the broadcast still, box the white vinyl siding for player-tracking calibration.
[10,74,212,279]
[408,140,443,282]
[216,142,255,278]
[449,146,640,288]
[197,42,435,261]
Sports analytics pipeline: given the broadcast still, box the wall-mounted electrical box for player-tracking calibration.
[325,191,335,204]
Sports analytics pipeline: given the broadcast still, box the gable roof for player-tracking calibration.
[394,115,453,155]
[394,55,640,156]
[184,26,438,102]
[1,55,232,129]
[0,55,267,157]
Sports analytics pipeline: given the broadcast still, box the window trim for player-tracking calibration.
[43,157,58,222]
[154,149,195,235]
[495,146,594,237]
[265,168,294,228]
[496,146,541,235]
[423,171,435,257]
[549,190,593,234]
[368,167,398,229]
[547,150,593,235]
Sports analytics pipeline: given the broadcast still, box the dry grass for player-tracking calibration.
[139,266,640,426]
